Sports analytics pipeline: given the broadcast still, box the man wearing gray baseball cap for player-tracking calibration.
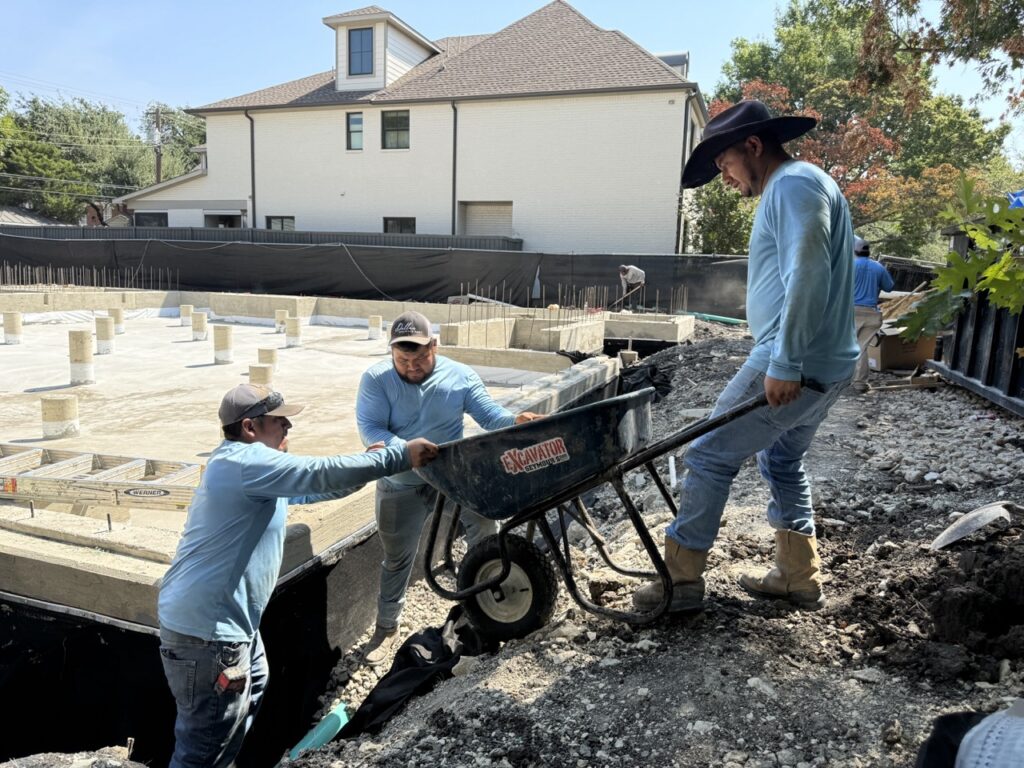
[356,311,541,665]
[158,383,438,768]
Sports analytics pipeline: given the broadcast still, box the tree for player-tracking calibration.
[689,0,1011,258]
[852,0,1024,113]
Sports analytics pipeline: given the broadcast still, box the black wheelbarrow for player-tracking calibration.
[415,386,768,641]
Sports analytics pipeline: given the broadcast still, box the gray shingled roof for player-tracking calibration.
[326,5,387,19]
[194,1,688,113]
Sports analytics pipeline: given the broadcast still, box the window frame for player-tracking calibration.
[383,217,416,234]
[266,216,296,231]
[346,112,363,151]
[381,110,410,150]
[348,27,374,76]
[134,212,168,227]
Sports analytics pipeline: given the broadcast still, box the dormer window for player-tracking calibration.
[348,28,373,75]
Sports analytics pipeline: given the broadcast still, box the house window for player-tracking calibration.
[266,216,295,231]
[348,28,373,75]
[382,110,409,149]
[134,212,168,227]
[383,217,415,234]
[346,112,363,150]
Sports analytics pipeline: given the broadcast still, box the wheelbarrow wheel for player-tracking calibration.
[457,534,558,642]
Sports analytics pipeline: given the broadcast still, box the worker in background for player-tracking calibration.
[158,383,437,768]
[852,236,895,393]
[618,264,645,310]
[356,311,542,666]
[633,99,858,615]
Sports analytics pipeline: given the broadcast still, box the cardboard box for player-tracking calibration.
[867,326,937,371]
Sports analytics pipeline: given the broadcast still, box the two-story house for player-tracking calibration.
[116,2,708,253]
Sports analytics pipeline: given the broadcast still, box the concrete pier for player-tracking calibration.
[249,363,273,385]
[192,312,208,342]
[109,307,126,335]
[285,317,301,348]
[95,316,115,355]
[258,347,278,372]
[275,309,289,334]
[41,394,80,439]
[68,329,95,385]
[368,314,383,340]
[213,325,233,365]
[3,311,23,344]
[179,304,193,327]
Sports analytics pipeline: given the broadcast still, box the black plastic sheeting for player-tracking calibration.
[0,234,543,305]
[0,234,750,317]
[537,253,748,318]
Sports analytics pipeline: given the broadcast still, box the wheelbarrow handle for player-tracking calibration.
[621,390,770,471]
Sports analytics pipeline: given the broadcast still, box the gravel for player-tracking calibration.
[34,322,1021,768]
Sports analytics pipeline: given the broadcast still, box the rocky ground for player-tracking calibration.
[26,323,1018,768]
[290,321,1023,768]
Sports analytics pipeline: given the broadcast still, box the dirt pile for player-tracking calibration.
[295,322,1023,768]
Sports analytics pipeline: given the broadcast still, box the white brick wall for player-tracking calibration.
[126,90,688,252]
[456,92,684,252]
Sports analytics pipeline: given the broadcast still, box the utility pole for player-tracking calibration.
[154,107,163,183]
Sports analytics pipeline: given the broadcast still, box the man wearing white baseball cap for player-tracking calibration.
[158,383,438,768]
[356,311,541,665]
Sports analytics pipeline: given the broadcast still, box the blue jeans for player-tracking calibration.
[667,364,847,551]
[159,627,269,768]
[375,480,498,630]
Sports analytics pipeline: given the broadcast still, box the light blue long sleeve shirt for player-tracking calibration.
[746,160,859,383]
[158,439,408,641]
[356,355,515,489]
[854,256,895,308]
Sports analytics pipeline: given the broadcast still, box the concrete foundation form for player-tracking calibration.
[0,289,623,633]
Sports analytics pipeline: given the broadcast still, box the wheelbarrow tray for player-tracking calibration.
[415,388,654,520]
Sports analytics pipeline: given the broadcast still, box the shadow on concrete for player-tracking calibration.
[24,383,77,393]
[185,363,218,369]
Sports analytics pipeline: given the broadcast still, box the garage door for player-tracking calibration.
[460,202,513,236]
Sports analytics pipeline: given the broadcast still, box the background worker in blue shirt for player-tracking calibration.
[633,100,858,615]
[356,311,541,666]
[852,236,895,392]
[158,383,437,768]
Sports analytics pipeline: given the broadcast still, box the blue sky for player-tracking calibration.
[1,1,1018,159]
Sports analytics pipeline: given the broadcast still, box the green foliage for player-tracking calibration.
[141,103,206,181]
[0,91,205,223]
[851,0,1024,113]
[892,95,1009,177]
[900,175,1024,342]
[694,0,1012,257]
[687,178,756,254]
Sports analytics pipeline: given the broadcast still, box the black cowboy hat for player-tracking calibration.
[681,100,817,189]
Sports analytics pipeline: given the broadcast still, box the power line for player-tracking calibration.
[0,70,149,109]
[0,136,150,149]
[0,172,139,190]
[4,124,152,145]
[0,184,113,200]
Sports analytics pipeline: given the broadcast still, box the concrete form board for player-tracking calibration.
[0,292,616,629]
[605,314,695,342]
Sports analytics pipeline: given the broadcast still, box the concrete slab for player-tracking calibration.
[0,293,619,629]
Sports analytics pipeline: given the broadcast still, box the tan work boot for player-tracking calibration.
[739,530,825,610]
[362,624,402,667]
[633,536,708,612]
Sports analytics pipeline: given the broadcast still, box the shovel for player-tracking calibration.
[929,501,1021,550]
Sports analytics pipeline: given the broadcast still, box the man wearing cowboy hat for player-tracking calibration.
[634,100,858,614]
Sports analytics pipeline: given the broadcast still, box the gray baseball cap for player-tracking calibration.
[218,384,304,426]
[389,311,433,346]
